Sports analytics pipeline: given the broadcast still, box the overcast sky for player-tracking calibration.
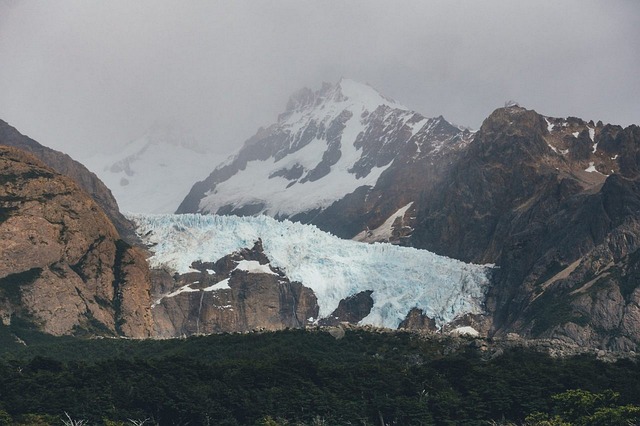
[0,0,638,159]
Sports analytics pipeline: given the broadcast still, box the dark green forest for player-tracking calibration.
[1,323,639,425]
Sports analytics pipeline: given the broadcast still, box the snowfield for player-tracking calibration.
[130,213,493,329]
[83,122,221,214]
[197,79,429,217]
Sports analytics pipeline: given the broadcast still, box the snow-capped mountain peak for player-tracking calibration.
[338,78,401,105]
[282,78,402,118]
[178,79,473,237]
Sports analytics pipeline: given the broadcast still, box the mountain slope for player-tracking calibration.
[0,119,137,243]
[177,79,472,240]
[177,97,640,349]
[410,106,640,350]
[0,146,153,337]
[83,121,221,213]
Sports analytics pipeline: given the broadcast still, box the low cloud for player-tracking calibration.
[0,0,638,158]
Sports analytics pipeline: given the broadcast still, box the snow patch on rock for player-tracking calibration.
[353,202,413,243]
[450,326,479,337]
[585,162,597,173]
[203,279,230,292]
[234,260,278,275]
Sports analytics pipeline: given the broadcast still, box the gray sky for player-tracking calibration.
[0,0,638,158]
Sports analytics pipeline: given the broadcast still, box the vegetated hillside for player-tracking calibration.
[0,145,153,337]
[0,119,138,243]
[0,328,638,425]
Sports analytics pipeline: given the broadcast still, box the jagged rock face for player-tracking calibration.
[318,290,374,326]
[177,79,472,241]
[0,146,153,337]
[0,119,137,243]
[410,106,640,350]
[397,308,438,332]
[151,240,319,337]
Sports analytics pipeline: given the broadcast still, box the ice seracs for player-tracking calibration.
[130,213,492,329]
[234,260,278,275]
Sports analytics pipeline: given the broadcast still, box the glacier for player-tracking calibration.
[129,213,493,329]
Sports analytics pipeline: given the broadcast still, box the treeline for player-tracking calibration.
[0,327,639,425]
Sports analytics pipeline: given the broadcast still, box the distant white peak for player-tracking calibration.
[144,120,207,154]
[282,78,404,118]
[335,78,403,109]
[108,121,207,171]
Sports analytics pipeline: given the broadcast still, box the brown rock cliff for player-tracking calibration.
[0,119,137,243]
[0,146,153,337]
[151,240,319,337]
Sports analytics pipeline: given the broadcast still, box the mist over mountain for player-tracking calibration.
[0,2,637,160]
[83,121,221,213]
[178,79,473,242]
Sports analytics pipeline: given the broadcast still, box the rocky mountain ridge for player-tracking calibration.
[176,81,640,350]
[0,145,153,337]
[410,106,640,350]
[0,119,137,243]
[2,81,640,353]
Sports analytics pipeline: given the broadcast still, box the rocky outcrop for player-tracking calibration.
[0,146,153,337]
[318,290,374,326]
[410,106,640,350]
[0,119,137,243]
[151,240,319,337]
[398,308,438,332]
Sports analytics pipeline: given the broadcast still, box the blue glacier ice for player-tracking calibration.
[129,213,493,329]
